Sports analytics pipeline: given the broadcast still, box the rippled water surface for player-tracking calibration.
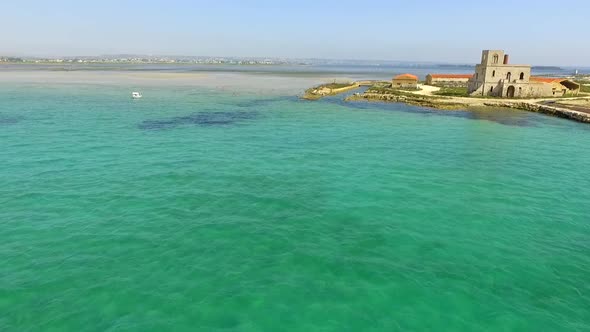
[1,79,590,331]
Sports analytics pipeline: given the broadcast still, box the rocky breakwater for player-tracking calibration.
[484,101,590,123]
[303,82,361,100]
[345,92,467,110]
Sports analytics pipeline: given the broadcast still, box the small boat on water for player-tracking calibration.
[132,92,143,99]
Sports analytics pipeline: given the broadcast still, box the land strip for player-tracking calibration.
[303,82,362,100]
[305,81,590,124]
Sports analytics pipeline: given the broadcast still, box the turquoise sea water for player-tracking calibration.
[1,80,590,331]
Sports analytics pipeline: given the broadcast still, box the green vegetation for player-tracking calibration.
[367,87,415,96]
[578,81,590,94]
[324,83,354,89]
[366,86,444,100]
[367,86,399,94]
[368,86,416,94]
[433,86,469,97]
[0,57,24,63]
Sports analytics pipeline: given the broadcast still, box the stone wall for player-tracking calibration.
[426,77,470,86]
[484,101,590,123]
[303,83,361,100]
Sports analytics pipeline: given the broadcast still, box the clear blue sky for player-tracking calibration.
[1,0,588,66]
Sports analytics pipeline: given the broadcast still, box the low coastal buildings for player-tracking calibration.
[467,50,580,97]
[425,74,472,86]
[392,74,418,89]
[530,77,581,96]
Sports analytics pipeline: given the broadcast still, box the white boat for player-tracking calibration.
[132,92,142,99]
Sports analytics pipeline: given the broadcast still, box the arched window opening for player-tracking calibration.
[492,70,496,77]
[506,72,512,81]
[493,54,499,64]
[519,72,525,80]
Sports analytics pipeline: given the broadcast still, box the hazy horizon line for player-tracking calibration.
[3,53,587,69]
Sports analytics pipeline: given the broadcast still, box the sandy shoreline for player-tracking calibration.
[0,70,344,95]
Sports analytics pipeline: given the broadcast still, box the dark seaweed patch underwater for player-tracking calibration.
[138,111,258,130]
[0,115,24,125]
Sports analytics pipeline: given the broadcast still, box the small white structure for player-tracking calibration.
[132,92,142,99]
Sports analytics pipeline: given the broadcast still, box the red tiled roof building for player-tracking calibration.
[392,73,418,89]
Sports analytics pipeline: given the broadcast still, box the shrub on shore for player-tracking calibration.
[324,83,354,89]
[433,86,469,97]
[578,81,590,94]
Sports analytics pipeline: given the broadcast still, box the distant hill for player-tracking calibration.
[532,66,563,71]
[436,64,474,69]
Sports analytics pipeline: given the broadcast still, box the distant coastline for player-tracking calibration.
[0,58,291,66]
[0,56,581,71]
